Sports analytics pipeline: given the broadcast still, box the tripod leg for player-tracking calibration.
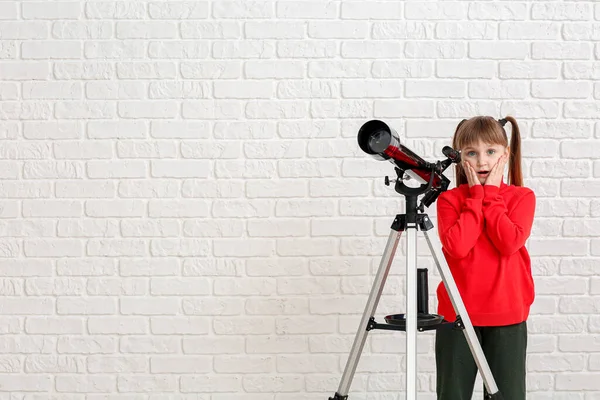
[405,226,417,399]
[332,229,402,399]
[422,230,501,398]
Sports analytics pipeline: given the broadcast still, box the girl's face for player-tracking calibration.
[461,140,509,184]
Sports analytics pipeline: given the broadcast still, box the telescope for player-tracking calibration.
[357,119,460,209]
[328,120,505,400]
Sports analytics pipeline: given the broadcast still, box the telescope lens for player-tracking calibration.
[368,130,391,153]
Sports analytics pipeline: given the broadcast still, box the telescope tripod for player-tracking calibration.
[328,171,503,400]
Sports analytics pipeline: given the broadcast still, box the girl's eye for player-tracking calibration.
[467,151,476,157]
[488,150,495,155]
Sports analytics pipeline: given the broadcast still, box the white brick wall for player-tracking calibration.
[0,1,598,398]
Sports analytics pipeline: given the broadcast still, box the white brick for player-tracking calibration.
[56,376,115,393]
[183,337,243,354]
[151,278,209,295]
[181,22,240,39]
[120,336,179,353]
[22,41,82,59]
[151,160,210,178]
[88,278,146,296]
[0,375,52,391]
[215,355,273,373]
[117,62,176,79]
[0,41,16,59]
[468,3,527,20]
[55,101,115,120]
[0,181,51,198]
[183,298,241,316]
[29,355,84,373]
[184,258,241,276]
[150,239,210,256]
[120,258,179,277]
[180,375,242,393]
[533,42,592,60]
[120,297,179,315]
[24,121,80,139]
[0,62,49,80]
[23,2,82,19]
[0,122,19,139]
[117,22,177,39]
[183,100,242,119]
[0,22,48,39]
[214,239,274,257]
[88,239,147,257]
[149,2,209,19]
[151,356,211,373]
[54,62,114,80]
[87,82,145,100]
[469,81,528,99]
[532,160,590,178]
[0,298,53,315]
[151,317,209,335]
[280,79,340,99]
[0,335,56,353]
[53,21,112,39]
[86,2,146,19]
[181,61,241,79]
[0,101,52,120]
[24,239,83,257]
[532,3,591,21]
[149,81,206,99]
[25,317,83,334]
[405,41,466,59]
[341,41,402,59]
[309,60,370,78]
[342,80,401,99]
[87,161,147,179]
[117,141,177,159]
[88,356,147,373]
[213,40,275,59]
[470,41,529,59]
[85,41,144,60]
[556,374,600,390]
[533,81,592,99]
[183,219,243,237]
[118,101,178,119]
[0,3,17,19]
[214,1,273,18]
[246,21,303,39]
[25,278,85,296]
[276,2,335,19]
[528,239,588,256]
[500,22,560,40]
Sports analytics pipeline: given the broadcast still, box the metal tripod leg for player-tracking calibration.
[405,223,417,399]
[422,229,501,397]
[331,228,402,399]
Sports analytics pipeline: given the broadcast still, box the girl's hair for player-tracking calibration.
[452,115,523,187]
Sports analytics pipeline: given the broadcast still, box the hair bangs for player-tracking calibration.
[453,117,508,151]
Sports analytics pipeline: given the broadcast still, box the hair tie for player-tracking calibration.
[498,118,507,127]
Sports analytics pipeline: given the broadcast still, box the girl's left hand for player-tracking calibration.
[484,154,508,187]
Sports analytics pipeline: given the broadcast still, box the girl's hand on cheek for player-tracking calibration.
[463,161,481,188]
[485,155,508,187]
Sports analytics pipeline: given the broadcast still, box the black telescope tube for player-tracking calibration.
[357,120,442,187]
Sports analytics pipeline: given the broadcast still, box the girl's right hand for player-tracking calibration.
[463,161,481,188]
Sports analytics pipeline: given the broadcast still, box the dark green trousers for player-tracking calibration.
[435,321,527,400]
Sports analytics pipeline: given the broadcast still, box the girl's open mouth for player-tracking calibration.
[478,171,489,176]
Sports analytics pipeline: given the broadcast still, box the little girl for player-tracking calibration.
[435,116,536,400]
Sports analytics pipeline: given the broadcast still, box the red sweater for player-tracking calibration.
[435,180,536,327]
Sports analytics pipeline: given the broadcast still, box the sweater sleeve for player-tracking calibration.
[482,185,536,256]
[437,185,485,259]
